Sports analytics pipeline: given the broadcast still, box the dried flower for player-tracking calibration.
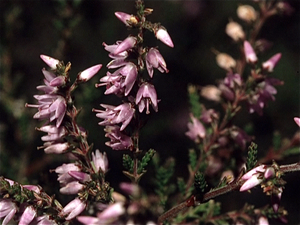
[216,53,236,71]
[200,85,221,102]
[225,21,245,41]
[262,53,281,72]
[135,83,158,114]
[244,41,257,64]
[237,5,257,22]
[146,48,168,78]
[155,27,174,48]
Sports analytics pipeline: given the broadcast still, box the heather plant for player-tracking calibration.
[0,1,299,225]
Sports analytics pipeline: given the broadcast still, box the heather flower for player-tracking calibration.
[113,36,137,55]
[229,126,251,150]
[224,73,242,88]
[248,78,283,115]
[34,215,58,225]
[60,181,85,195]
[219,83,235,101]
[272,187,283,212]
[120,182,140,197]
[185,114,206,142]
[36,69,61,94]
[55,163,81,185]
[77,64,102,83]
[104,125,133,150]
[103,41,129,59]
[200,85,221,102]
[262,53,282,72]
[94,103,135,131]
[200,108,218,124]
[23,185,41,194]
[216,53,236,71]
[244,41,257,64]
[135,83,158,114]
[258,216,269,225]
[115,12,137,26]
[68,171,91,183]
[294,117,300,127]
[59,198,86,220]
[146,48,168,78]
[40,54,60,70]
[98,62,138,96]
[225,21,245,41]
[237,5,257,22]
[0,199,17,225]
[240,165,266,191]
[155,27,174,48]
[19,206,37,225]
[26,94,67,128]
[77,202,125,225]
[38,125,66,142]
[91,149,109,173]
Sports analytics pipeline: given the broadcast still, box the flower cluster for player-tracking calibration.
[94,3,173,150]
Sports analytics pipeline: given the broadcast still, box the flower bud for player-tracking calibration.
[244,41,257,64]
[225,21,245,41]
[264,167,275,179]
[237,5,257,22]
[78,64,102,82]
[155,27,174,48]
[294,117,300,127]
[262,53,281,72]
[115,12,136,26]
[216,53,236,70]
[40,55,60,69]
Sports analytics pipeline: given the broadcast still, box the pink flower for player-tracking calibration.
[60,181,85,195]
[146,48,168,78]
[77,202,125,225]
[135,83,158,114]
[244,41,257,64]
[19,206,37,225]
[98,62,138,96]
[258,216,269,225]
[91,150,108,173]
[155,27,174,48]
[185,114,206,142]
[26,95,66,128]
[103,41,129,59]
[0,199,17,225]
[294,117,300,127]
[104,125,133,150]
[77,64,102,82]
[240,165,266,192]
[248,78,283,115]
[113,36,137,55]
[115,12,135,26]
[60,198,86,220]
[262,53,281,72]
[94,103,135,131]
[55,163,81,185]
[40,55,60,70]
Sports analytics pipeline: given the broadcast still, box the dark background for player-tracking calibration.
[1,0,299,223]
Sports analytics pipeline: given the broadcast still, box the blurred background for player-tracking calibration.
[1,0,299,223]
